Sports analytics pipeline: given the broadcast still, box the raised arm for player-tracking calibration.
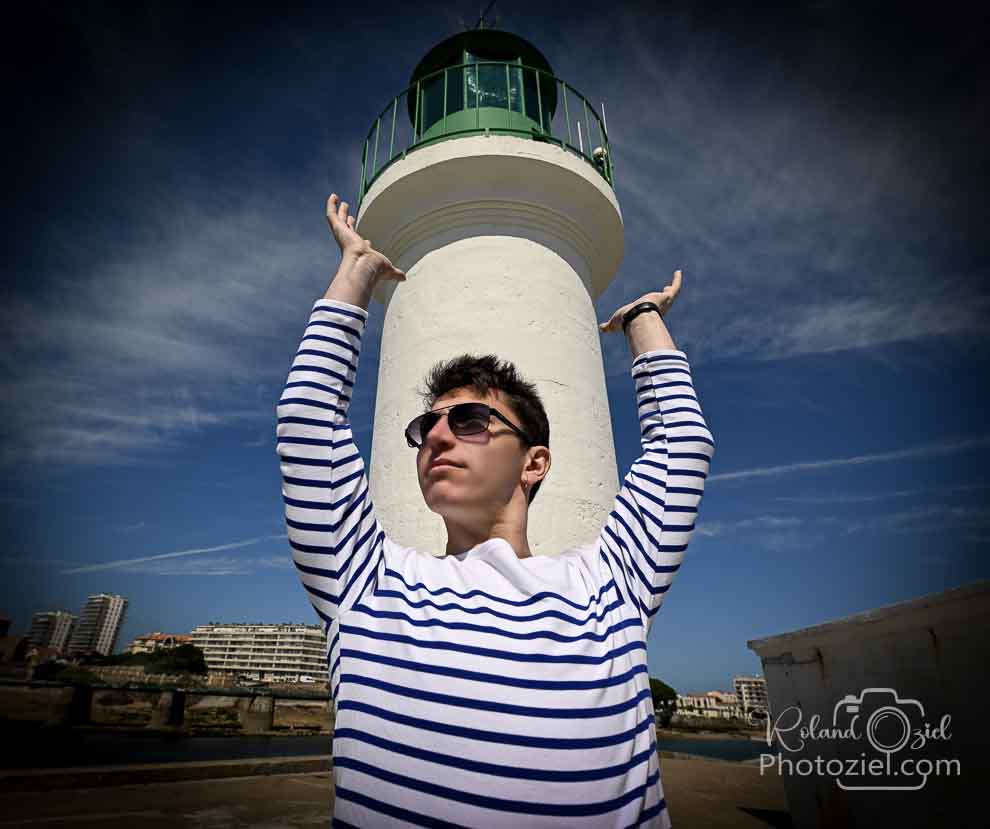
[276,194,406,626]
[596,271,715,636]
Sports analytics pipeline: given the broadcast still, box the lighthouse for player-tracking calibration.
[356,27,624,557]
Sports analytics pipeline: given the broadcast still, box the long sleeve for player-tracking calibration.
[276,298,387,627]
[595,348,715,637]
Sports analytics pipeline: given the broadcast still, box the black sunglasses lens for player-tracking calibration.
[413,413,439,446]
[409,403,491,446]
[449,403,490,435]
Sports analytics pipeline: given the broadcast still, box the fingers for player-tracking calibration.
[598,307,622,332]
[326,193,352,228]
[669,268,683,297]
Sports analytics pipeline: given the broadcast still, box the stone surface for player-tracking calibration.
[0,757,787,828]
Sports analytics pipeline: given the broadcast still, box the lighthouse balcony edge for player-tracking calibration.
[356,61,615,209]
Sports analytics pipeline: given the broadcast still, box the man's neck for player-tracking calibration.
[444,526,533,559]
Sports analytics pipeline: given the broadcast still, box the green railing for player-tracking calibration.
[356,61,614,208]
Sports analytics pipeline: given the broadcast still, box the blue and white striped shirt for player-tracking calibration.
[277,299,715,828]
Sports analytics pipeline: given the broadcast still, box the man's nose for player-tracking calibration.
[424,413,456,448]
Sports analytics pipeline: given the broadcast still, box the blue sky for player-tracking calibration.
[2,0,987,694]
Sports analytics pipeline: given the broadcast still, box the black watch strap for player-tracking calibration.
[621,301,662,334]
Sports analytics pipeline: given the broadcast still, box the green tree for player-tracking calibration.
[649,677,677,708]
[649,677,677,727]
[147,644,208,675]
[33,662,100,685]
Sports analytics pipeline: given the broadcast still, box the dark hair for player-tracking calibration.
[417,354,550,504]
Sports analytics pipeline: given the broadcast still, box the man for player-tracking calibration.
[276,193,715,828]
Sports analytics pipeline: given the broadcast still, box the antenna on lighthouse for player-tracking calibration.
[474,0,497,29]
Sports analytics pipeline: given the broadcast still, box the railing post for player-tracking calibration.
[582,99,590,157]
[475,64,480,129]
[441,68,448,135]
[534,68,544,134]
[517,63,527,124]
[594,108,612,183]
[149,689,186,729]
[562,81,572,146]
[46,684,92,726]
[505,63,511,129]
[239,693,274,734]
[371,117,381,178]
[388,97,397,161]
[358,139,368,206]
[413,81,422,143]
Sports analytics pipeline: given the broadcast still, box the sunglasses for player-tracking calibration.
[405,402,533,449]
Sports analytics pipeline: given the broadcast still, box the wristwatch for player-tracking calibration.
[621,301,663,334]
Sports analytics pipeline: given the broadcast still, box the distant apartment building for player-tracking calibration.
[190,623,324,682]
[66,594,128,657]
[126,632,192,654]
[29,611,77,652]
[733,675,769,714]
[676,691,745,719]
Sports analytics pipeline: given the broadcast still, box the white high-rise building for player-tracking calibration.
[29,610,77,652]
[66,593,128,657]
[355,29,624,556]
[190,623,325,682]
[733,675,769,714]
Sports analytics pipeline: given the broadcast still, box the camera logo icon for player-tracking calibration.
[833,687,924,754]
[832,687,926,790]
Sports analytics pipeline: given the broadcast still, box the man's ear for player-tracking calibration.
[526,446,551,484]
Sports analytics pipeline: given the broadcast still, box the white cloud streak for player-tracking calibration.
[60,534,285,574]
[843,505,990,536]
[774,482,989,504]
[709,435,990,482]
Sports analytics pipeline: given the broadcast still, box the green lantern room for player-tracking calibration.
[358,28,614,206]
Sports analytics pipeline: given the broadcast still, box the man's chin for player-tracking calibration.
[423,492,473,519]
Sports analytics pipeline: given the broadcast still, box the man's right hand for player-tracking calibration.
[326,193,407,287]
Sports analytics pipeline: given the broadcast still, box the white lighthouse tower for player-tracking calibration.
[357,28,624,557]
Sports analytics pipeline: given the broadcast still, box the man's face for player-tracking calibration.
[415,386,531,521]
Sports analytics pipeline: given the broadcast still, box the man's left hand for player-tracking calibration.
[599,269,683,334]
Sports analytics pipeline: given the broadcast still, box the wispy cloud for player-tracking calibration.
[696,515,803,538]
[709,435,990,482]
[2,555,75,568]
[774,482,989,504]
[70,552,295,577]
[5,2,986,471]
[593,7,988,369]
[844,505,990,536]
[0,134,372,465]
[113,555,257,576]
[60,534,285,575]
[255,555,294,570]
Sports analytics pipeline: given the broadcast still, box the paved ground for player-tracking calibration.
[0,758,789,828]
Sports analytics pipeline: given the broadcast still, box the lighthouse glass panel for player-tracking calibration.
[419,68,466,136]
[464,50,522,111]
[420,72,445,134]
